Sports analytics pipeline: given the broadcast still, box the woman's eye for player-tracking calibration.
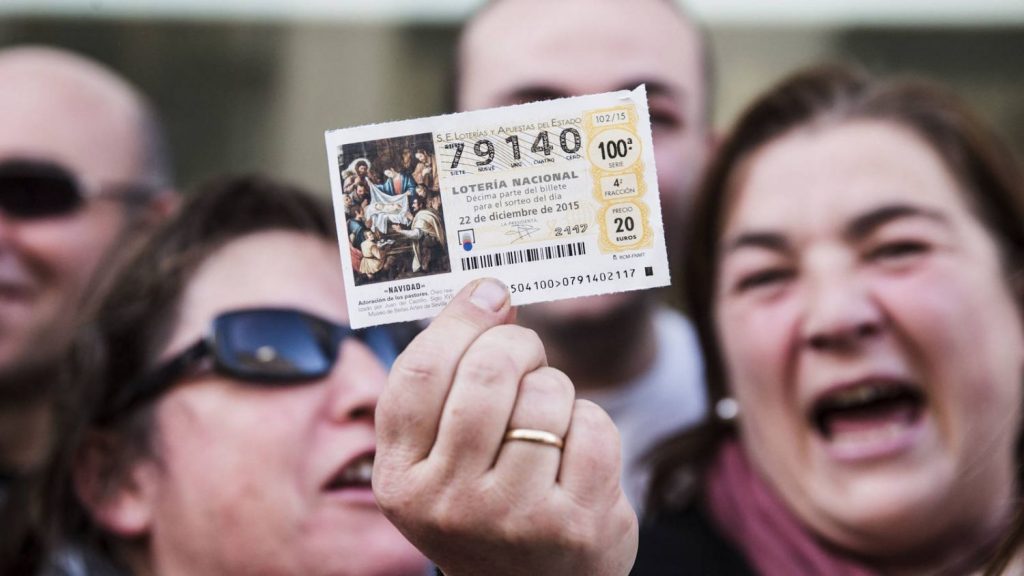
[868,240,929,262]
[735,268,793,293]
[649,110,682,132]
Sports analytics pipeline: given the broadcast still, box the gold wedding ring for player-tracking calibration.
[503,428,565,450]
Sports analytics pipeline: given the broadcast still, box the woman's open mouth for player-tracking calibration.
[325,451,374,492]
[809,378,926,461]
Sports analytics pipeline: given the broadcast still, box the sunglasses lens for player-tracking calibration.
[215,310,331,381]
[0,163,82,218]
[359,327,400,368]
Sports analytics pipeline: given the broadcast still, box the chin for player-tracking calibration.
[806,465,963,556]
[322,541,427,576]
[307,518,428,576]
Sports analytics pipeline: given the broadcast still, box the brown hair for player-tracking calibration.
[449,0,716,126]
[647,63,1024,514]
[48,174,336,561]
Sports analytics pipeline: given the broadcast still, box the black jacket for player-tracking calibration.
[632,505,756,576]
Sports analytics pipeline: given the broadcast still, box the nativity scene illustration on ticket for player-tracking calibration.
[326,86,670,328]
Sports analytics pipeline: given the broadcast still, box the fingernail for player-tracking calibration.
[469,278,508,312]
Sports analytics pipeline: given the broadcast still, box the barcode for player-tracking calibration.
[460,241,587,271]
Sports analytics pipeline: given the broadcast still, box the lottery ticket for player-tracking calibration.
[325,85,670,328]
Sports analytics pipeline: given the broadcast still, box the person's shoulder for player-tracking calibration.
[652,306,699,349]
[651,304,705,383]
[632,504,756,576]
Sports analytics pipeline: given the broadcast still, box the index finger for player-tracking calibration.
[376,278,514,466]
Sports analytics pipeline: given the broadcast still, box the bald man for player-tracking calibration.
[0,45,174,574]
[455,0,711,514]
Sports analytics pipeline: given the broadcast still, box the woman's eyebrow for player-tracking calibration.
[721,231,793,257]
[721,203,950,257]
[844,203,949,241]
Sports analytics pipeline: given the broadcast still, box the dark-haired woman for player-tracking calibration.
[633,64,1024,575]
[50,176,430,575]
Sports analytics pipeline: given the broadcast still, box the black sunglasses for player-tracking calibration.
[100,308,403,422]
[0,159,151,219]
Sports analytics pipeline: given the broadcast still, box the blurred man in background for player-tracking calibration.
[455,0,713,513]
[0,45,175,573]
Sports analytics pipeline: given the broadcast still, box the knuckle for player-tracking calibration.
[444,300,500,333]
[569,400,623,479]
[457,325,548,388]
[456,350,517,388]
[439,405,499,452]
[487,323,539,342]
[390,344,445,385]
[482,324,546,361]
[616,495,640,536]
[572,400,618,442]
[522,367,575,403]
[375,401,430,444]
[513,368,576,429]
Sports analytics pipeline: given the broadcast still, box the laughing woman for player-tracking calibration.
[634,65,1024,575]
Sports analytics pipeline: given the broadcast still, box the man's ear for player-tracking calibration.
[73,431,157,537]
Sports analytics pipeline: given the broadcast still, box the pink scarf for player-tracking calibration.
[704,440,879,576]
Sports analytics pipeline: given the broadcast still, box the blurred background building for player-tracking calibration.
[2,0,1021,194]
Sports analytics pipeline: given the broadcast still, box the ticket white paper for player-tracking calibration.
[325,86,670,328]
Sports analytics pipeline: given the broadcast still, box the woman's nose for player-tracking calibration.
[325,339,386,423]
[801,271,884,353]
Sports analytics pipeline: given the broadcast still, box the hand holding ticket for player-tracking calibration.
[325,86,670,328]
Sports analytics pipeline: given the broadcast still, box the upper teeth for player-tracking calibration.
[338,457,373,484]
[824,381,919,410]
[829,385,886,408]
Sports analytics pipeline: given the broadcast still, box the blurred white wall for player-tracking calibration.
[1,2,1022,194]
[4,0,1024,25]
